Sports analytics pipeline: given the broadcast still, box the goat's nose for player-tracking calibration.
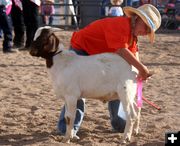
[29,48,37,56]
[29,49,33,56]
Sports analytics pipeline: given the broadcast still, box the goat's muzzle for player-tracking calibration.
[29,44,41,57]
[29,38,45,57]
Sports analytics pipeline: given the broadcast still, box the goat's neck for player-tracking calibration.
[45,43,64,68]
[46,58,53,68]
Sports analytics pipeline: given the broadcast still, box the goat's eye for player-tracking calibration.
[44,41,49,46]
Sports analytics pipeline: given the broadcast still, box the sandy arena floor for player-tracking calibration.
[0,30,180,146]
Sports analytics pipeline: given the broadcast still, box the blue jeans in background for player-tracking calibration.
[57,48,126,135]
[127,0,133,6]
[0,6,13,52]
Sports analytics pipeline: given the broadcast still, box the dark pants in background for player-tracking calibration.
[22,0,39,48]
[0,26,2,38]
[11,1,25,48]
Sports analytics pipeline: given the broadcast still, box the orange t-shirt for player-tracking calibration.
[71,17,138,55]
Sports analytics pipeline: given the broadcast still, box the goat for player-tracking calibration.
[30,26,141,144]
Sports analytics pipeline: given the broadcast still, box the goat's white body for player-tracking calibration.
[48,49,140,143]
[48,50,137,101]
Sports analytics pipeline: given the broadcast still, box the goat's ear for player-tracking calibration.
[44,33,60,52]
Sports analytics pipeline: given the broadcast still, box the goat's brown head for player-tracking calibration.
[30,26,60,59]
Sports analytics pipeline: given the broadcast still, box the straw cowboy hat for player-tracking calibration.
[123,4,161,43]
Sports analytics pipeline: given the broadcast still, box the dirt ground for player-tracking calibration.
[0,30,179,146]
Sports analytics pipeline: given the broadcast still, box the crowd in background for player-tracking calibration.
[0,0,40,53]
[0,0,179,54]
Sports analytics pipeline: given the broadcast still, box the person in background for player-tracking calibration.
[20,0,40,50]
[164,0,176,13]
[140,0,152,5]
[0,0,15,53]
[58,4,161,136]
[0,27,3,38]
[127,0,133,6]
[101,0,110,16]
[108,0,124,16]
[11,0,25,48]
[175,0,180,29]
[41,0,55,25]
[71,0,80,27]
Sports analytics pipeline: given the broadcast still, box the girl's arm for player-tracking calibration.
[116,48,152,80]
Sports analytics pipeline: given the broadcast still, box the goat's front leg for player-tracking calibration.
[133,105,141,135]
[62,97,77,143]
[122,111,136,143]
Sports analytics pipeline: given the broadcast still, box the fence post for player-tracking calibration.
[64,0,71,29]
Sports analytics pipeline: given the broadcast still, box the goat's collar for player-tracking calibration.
[45,50,63,68]
[42,50,63,60]
[53,50,63,57]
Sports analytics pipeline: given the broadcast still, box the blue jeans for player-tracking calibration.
[108,100,126,132]
[0,6,13,51]
[57,48,126,135]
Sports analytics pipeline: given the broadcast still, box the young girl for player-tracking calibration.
[58,4,161,136]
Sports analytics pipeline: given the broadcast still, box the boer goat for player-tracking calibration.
[30,26,141,144]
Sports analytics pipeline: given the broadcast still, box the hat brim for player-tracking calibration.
[123,7,155,43]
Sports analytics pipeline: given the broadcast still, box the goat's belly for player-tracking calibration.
[85,92,119,101]
[81,84,120,101]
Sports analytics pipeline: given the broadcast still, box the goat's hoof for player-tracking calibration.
[134,129,139,135]
[73,134,80,140]
[121,136,131,144]
[121,139,130,144]
[62,137,70,143]
[134,128,140,136]
[121,140,127,144]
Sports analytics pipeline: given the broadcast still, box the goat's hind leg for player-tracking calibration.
[62,96,77,143]
[118,84,137,143]
[133,104,141,135]
[122,103,137,143]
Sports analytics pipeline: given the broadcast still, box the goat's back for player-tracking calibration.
[49,52,137,100]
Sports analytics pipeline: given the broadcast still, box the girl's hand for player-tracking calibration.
[138,65,153,80]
